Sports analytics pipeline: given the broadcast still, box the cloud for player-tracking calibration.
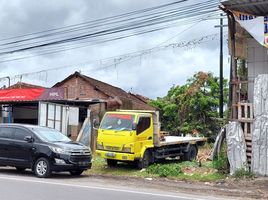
[0,0,228,99]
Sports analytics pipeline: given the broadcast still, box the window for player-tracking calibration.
[0,127,15,139]
[137,117,151,135]
[13,129,32,141]
[80,85,86,96]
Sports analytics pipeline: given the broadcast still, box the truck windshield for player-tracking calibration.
[100,114,135,131]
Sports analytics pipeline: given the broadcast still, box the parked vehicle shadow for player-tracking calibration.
[0,167,34,176]
[104,159,185,170]
[0,167,90,179]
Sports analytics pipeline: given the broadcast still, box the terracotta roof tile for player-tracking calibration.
[53,72,155,110]
[6,82,44,89]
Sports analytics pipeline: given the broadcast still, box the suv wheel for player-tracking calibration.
[34,157,51,178]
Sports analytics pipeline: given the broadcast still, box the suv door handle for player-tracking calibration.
[31,147,36,151]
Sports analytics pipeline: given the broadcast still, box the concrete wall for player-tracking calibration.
[247,38,268,102]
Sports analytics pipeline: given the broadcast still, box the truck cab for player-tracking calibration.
[96,111,155,167]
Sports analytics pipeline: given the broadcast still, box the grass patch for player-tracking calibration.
[85,156,226,182]
[212,150,229,174]
[85,156,149,177]
[233,168,254,179]
[147,163,182,177]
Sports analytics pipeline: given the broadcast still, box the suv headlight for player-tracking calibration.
[49,146,70,154]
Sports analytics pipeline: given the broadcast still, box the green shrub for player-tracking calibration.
[212,151,229,173]
[146,163,182,177]
[233,168,254,178]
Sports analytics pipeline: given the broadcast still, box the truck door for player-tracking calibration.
[135,115,153,153]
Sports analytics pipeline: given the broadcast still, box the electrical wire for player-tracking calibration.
[0,0,220,56]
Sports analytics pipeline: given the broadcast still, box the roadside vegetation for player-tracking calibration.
[86,145,228,182]
[149,71,228,140]
[87,143,253,182]
[86,157,226,182]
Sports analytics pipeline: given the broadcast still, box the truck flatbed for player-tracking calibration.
[159,136,207,146]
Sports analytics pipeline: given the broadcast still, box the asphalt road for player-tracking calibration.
[0,168,231,200]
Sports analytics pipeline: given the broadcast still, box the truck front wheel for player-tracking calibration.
[137,150,151,169]
[182,145,197,161]
[107,159,117,167]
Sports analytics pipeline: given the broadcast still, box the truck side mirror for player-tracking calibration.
[132,123,137,130]
[93,119,100,130]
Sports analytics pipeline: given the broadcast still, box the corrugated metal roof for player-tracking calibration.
[221,0,268,15]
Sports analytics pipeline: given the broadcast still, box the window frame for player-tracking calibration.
[12,128,34,141]
[136,115,151,135]
[0,127,15,139]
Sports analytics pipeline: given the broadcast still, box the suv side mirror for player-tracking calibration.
[93,119,100,131]
[24,136,34,143]
[132,123,137,130]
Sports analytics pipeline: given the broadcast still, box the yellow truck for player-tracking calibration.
[96,110,207,169]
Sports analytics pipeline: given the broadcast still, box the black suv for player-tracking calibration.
[0,124,92,178]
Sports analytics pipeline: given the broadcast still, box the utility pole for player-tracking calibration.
[219,15,224,118]
[215,14,227,118]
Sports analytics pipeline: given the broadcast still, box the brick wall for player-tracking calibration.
[59,76,108,100]
[56,74,154,110]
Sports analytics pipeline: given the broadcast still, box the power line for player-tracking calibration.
[0,0,189,43]
[0,0,219,56]
[0,32,226,84]
[0,0,218,45]
[0,11,222,64]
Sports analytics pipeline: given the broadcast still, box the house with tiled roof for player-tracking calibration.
[7,82,44,89]
[53,71,155,111]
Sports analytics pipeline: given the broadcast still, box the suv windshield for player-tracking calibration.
[100,114,135,131]
[32,127,71,142]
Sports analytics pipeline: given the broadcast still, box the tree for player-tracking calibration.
[149,71,228,139]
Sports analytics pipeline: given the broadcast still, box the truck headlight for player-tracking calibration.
[49,146,70,154]
[122,147,131,153]
[97,143,104,150]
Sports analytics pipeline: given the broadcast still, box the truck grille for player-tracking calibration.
[105,146,121,151]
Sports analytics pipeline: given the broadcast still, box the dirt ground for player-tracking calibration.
[87,174,268,199]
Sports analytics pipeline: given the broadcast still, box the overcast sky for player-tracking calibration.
[0,0,228,99]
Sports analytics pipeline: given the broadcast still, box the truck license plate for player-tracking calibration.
[106,152,115,157]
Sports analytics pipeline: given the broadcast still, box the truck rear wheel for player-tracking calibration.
[182,145,197,161]
[137,150,151,169]
[107,159,117,167]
